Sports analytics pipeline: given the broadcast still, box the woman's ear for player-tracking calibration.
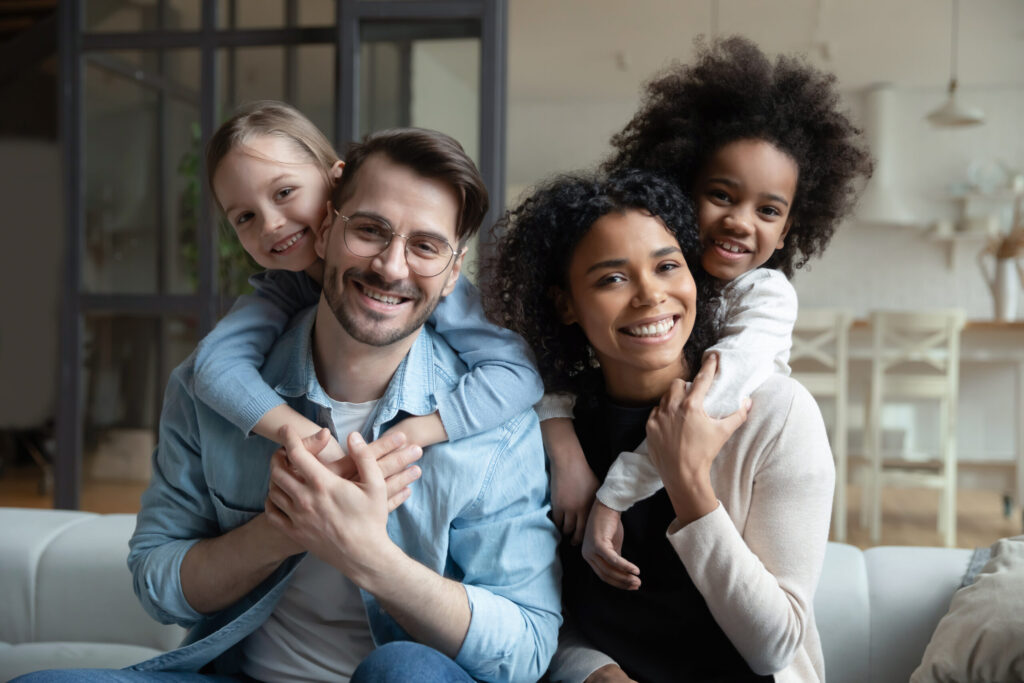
[550,286,577,325]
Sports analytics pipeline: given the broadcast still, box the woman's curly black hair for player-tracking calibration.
[604,36,874,278]
[483,168,720,398]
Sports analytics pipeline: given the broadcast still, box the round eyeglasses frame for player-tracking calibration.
[337,212,458,278]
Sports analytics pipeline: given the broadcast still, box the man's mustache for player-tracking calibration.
[343,268,422,301]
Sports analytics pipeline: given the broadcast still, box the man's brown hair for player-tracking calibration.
[331,128,489,244]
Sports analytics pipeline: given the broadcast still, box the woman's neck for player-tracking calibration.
[602,361,690,406]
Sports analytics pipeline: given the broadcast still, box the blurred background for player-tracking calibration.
[0,0,1022,548]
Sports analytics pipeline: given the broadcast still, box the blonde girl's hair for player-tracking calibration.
[205,100,339,205]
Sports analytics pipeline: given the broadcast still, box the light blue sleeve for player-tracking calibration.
[192,270,320,435]
[450,411,563,682]
[127,359,214,627]
[429,277,544,441]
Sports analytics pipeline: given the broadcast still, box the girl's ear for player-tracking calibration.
[776,218,793,250]
[550,286,577,325]
[315,202,335,258]
[330,160,345,183]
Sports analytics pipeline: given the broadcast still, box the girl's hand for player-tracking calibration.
[582,500,640,590]
[585,664,638,683]
[645,353,749,526]
[542,418,598,544]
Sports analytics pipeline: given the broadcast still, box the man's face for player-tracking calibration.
[315,154,463,347]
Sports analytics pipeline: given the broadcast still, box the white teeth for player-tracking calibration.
[273,230,304,253]
[715,240,746,254]
[626,318,674,337]
[364,289,402,305]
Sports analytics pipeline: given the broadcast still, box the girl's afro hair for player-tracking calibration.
[605,36,873,277]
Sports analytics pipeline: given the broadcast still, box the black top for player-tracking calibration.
[560,392,772,683]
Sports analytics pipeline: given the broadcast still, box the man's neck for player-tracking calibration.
[312,298,419,404]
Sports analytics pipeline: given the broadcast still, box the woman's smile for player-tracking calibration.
[620,314,679,341]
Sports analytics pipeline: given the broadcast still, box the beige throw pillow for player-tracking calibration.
[910,535,1024,683]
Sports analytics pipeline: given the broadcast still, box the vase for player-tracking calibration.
[978,254,1023,322]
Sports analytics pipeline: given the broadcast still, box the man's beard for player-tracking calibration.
[323,264,442,347]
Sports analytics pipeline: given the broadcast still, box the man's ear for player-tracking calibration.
[441,248,466,298]
[550,286,577,325]
[315,202,335,259]
[776,218,793,250]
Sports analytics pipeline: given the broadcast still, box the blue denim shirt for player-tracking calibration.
[127,307,562,683]
[191,270,544,441]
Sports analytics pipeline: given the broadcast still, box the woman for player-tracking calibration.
[485,169,834,682]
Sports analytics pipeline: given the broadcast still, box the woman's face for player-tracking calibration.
[558,209,697,403]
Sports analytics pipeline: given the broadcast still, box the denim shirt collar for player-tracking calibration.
[266,306,440,432]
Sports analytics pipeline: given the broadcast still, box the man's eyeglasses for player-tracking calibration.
[337,213,457,278]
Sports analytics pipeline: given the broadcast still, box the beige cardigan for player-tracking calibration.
[550,375,835,683]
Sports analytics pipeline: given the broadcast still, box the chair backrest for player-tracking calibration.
[791,309,853,397]
[869,309,966,400]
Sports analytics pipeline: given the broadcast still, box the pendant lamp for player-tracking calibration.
[926,0,984,127]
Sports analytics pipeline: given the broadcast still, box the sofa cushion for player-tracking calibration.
[0,641,165,682]
[0,509,94,645]
[814,542,870,683]
[864,545,972,683]
[910,535,1024,683]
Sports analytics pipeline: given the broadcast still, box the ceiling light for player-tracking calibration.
[926,0,984,127]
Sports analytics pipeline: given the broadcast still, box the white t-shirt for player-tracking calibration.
[240,397,379,683]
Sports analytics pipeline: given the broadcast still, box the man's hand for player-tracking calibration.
[585,664,638,683]
[265,427,420,583]
[276,427,423,511]
[581,500,640,590]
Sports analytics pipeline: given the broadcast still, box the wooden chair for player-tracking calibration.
[791,309,853,542]
[864,310,966,547]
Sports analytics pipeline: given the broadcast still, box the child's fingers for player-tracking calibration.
[585,553,641,591]
[551,506,566,532]
[570,509,588,546]
[593,540,640,577]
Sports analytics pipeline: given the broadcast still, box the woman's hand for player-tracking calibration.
[585,664,638,683]
[582,500,640,590]
[645,353,750,526]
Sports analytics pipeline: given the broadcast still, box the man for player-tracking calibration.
[39,130,560,683]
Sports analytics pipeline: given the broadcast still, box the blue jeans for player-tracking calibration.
[351,641,475,682]
[9,673,248,682]
[11,643,472,683]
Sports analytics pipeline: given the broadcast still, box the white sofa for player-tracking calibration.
[0,507,972,682]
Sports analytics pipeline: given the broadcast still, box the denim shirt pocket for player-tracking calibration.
[209,490,262,530]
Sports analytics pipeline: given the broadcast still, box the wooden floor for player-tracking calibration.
[1,462,1021,549]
